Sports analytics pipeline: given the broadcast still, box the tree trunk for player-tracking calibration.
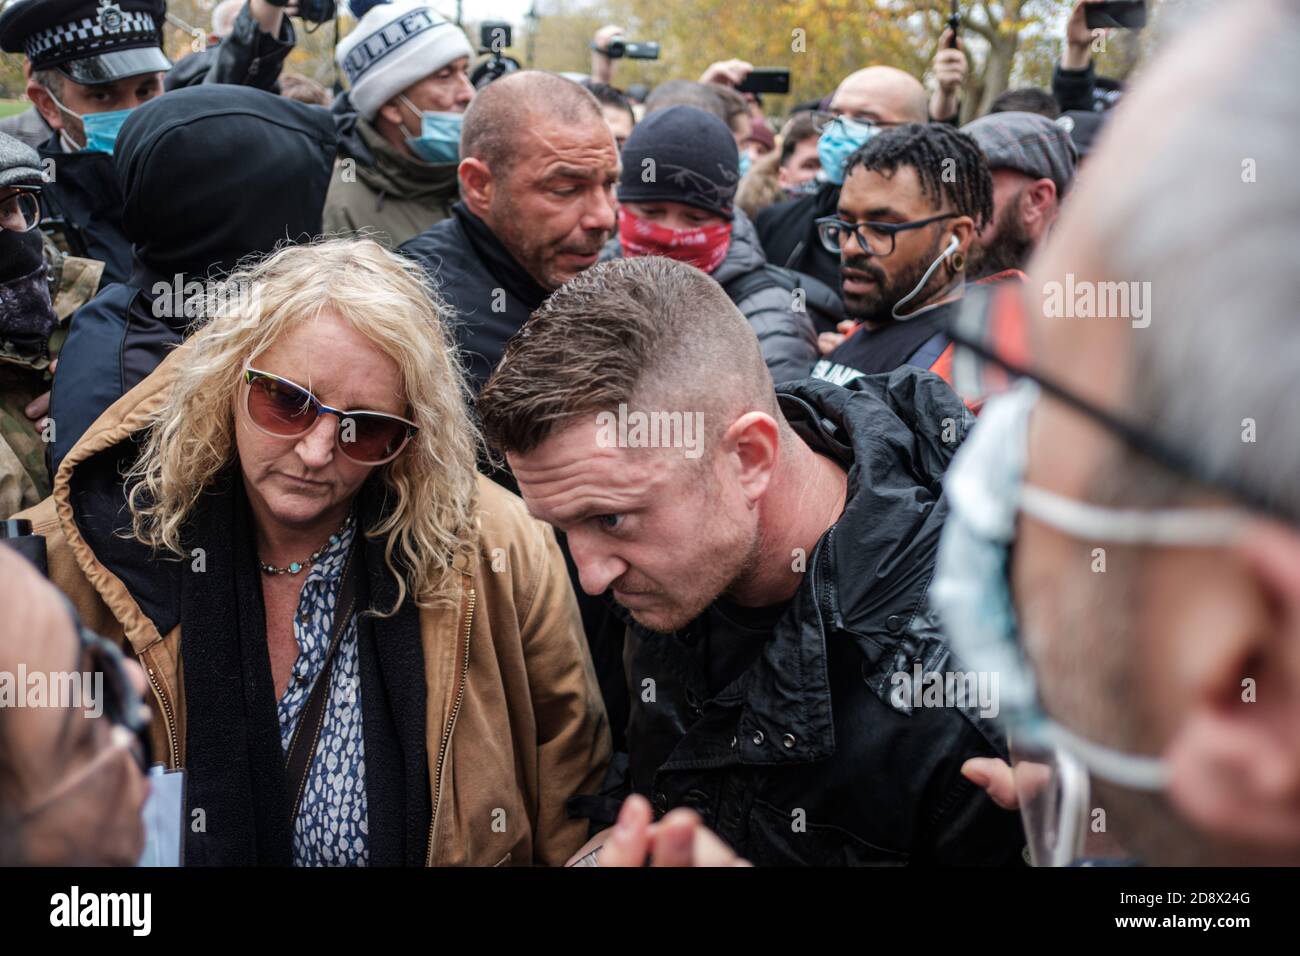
[973,28,1018,118]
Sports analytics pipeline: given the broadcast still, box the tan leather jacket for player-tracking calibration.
[18,352,610,866]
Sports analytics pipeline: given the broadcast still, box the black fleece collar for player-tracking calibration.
[451,202,550,312]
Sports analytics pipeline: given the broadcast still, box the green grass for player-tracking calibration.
[0,99,30,117]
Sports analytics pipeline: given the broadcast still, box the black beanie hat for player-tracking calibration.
[617,105,739,220]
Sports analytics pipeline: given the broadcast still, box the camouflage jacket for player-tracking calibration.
[0,236,101,517]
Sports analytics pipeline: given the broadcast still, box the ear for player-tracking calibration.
[1020,179,1059,240]
[949,215,977,258]
[1164,521,1300,855]
[458,157,495,218]
[375,97,406,131]
[26,77,64,132]
[720,412,780,507]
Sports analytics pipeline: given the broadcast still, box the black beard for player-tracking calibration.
[841,232,946,325]
[969,206,1034,280]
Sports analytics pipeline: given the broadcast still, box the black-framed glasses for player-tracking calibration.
[947,281,1288,523]
[809,110,902,134]
[60,595,153,772]
[242,366,418,466]
[0,185,41,233]
[815,212,958,257]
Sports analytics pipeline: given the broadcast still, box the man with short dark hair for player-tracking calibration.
[812,123,991,390]
[476,254,1024,866]
[585,81,635,151]
[399,70,619,395]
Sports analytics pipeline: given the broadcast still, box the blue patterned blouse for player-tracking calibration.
[277,521,368,866]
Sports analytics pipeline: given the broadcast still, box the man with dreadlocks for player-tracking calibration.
[811,124,993,391]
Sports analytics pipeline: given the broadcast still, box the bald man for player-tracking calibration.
[756,66,931,324]
[398,70,619,396]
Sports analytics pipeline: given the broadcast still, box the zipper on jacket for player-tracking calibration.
[144,657,180,769]
[425,585,475,866]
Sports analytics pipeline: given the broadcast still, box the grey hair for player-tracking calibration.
[31,69,64,98]
[1093,0,1300,520]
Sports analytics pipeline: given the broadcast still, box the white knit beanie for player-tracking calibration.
[336,1,474,122]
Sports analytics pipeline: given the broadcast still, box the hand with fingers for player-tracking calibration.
[593,794,752,867]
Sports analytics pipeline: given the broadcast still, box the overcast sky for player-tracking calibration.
[417,0,542,30]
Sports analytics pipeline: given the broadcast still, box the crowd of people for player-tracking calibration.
[0,0,1297,870]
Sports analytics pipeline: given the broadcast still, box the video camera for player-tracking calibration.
[472,20,521,89]
[600,37,660,60]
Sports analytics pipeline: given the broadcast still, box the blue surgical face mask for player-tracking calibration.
[738,151,752,178]
[49,91,133,155]
[82,109,133,155]
[930,381,1245,798]
[816,115,879,186]
[399,94,463,165]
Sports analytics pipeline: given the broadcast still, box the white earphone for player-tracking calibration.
[890,235,962,321]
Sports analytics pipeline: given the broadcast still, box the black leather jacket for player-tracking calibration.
[581,371,1026,865]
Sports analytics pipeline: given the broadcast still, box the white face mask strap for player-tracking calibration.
[1019,484,1247,548]
[396,93,423,139]
[891,235,961,321]
[44,89,87,151]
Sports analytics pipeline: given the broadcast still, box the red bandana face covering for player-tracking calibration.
[617,208,733,273]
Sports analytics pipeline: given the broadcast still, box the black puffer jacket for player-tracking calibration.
[601,209,818,384]
[578,370,1025,865]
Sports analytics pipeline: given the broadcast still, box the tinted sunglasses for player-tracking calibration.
[242,367,418,466]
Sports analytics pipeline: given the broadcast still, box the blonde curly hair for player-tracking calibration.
[124,238,482,611]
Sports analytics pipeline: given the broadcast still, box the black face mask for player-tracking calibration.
[0,227,57,367]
